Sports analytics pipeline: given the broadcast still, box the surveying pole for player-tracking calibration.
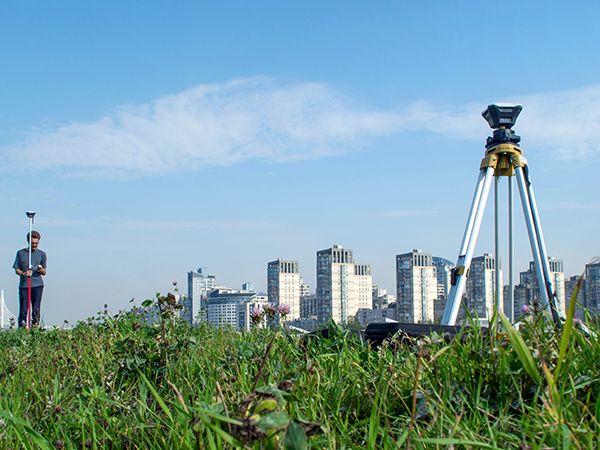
[441,104,562,327]
[26,211,36,329]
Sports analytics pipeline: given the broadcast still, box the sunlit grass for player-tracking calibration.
[0,291,599,449]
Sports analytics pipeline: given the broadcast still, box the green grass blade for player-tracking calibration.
[0,411,53,450]
[204,420,243,447]
[416,437,493,448]
[499,312,541,385]
[555,273,584,378]
[541,361,562,422]
[136,369,174,423]
[367,390,380,450]
[193,407,243,426]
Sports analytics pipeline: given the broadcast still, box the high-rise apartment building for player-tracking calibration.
[267,259,301,320]
[503,285,513,321]
[565,275,586,320]
[432,256,454,320]
[585,261,600,314]
[300,294,318,319]
[185,267,217,325]
[299,278,317,319]
[514,271,533,318]
[396,249,437,323]
[316,245,372,324]
[300,278,310,297]
[513,258,565,317]
[549,258,566,316]
[462,253,502,325]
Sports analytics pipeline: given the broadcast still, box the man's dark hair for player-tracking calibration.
[27,231,41,242]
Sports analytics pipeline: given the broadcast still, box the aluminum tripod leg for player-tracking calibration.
[495,176,501,319]
[442,166,496,326]
[508,177,514,322]
[515,165,561,324]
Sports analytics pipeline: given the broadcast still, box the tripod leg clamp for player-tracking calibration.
[450,265,469,285]
[480,154,498,170]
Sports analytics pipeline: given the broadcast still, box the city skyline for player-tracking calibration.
[176,247,588,330]
[1,1,599,326]
[183,246,575,313]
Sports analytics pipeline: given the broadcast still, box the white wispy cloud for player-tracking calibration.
[3,78,406,177]
[505,85,600,160]
[3,78,600,177]
[395,85,600,159]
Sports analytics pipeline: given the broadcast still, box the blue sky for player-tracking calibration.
[1,0,599,325]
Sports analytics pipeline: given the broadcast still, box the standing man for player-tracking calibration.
[13,231,47,328]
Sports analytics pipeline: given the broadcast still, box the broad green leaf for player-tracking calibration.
[256,411,291,431]
[282,421,308,450]
[254,399,278,414]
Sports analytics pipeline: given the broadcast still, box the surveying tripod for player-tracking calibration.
[441,104,562,327]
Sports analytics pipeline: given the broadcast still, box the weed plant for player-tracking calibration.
[0,288,599,449]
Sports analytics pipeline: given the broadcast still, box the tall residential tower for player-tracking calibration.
[396,249,437,323]
[316,245,372,324]
[185,267,217,325]
[463,254,502,325]
[432,256,454,321]
[267,259,301,320]
[514,258,565,317]
[585,261,600,314]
